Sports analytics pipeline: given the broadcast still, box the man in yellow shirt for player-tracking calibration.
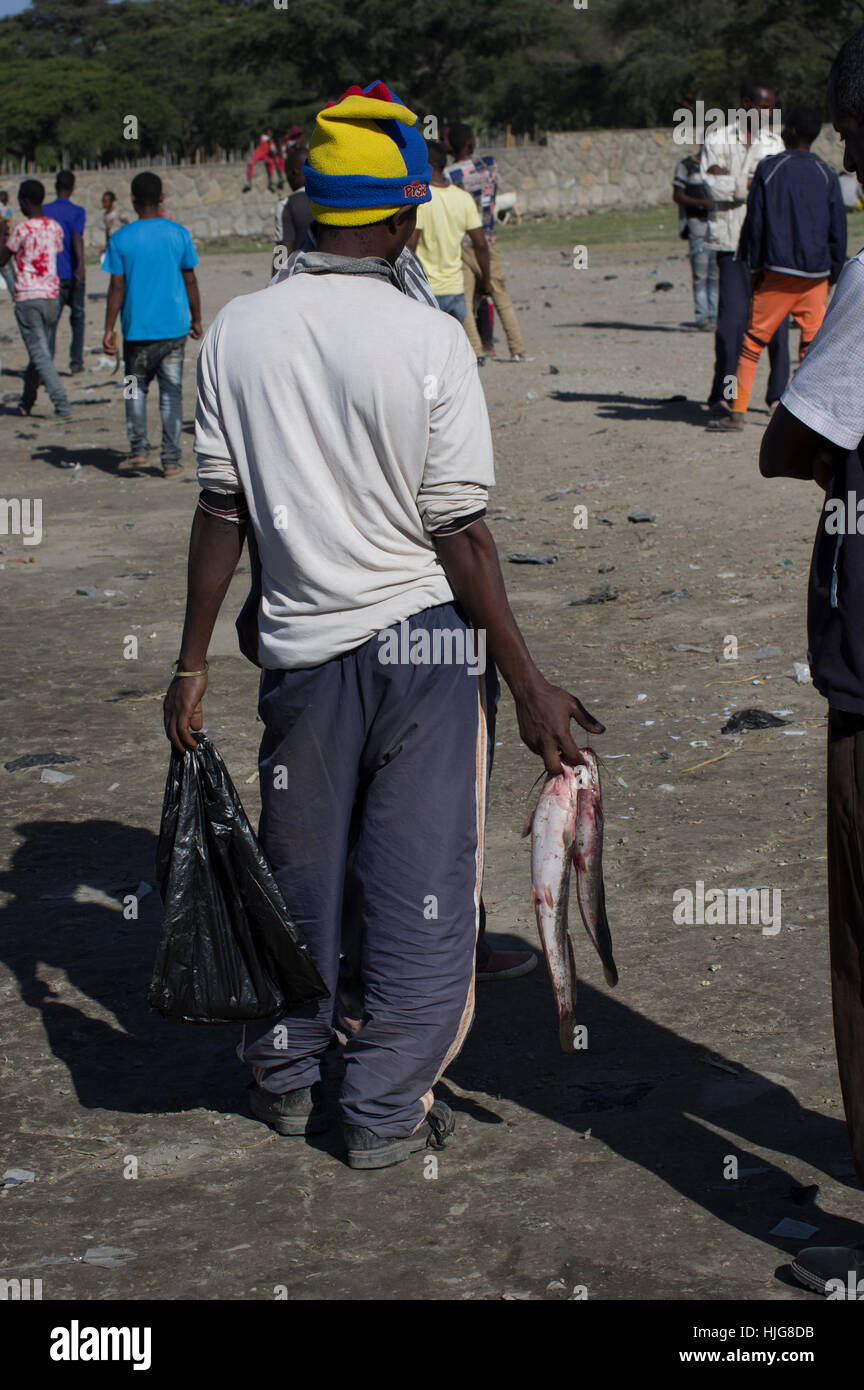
[409,141,492,345]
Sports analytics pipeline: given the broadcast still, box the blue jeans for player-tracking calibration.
[14,298,69,415]
[123,337,185,466]
[58,278,86,371]
[1,262,15,297]
[688,233,718,325]
[435,292,467,322]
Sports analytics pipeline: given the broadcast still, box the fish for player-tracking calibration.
[524,750,618,1052]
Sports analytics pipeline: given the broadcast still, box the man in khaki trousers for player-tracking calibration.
[447,123,526,363]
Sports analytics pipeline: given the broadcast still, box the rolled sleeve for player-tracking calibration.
[417,328,495,533]
[194,319,243,494]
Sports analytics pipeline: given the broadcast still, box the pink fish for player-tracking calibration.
[524,750,618,1052]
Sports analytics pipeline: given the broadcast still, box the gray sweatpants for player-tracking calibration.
[241,601,498,1137]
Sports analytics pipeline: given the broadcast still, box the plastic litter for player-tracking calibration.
[769,1218,819,1240]
[628,510,656,523]
[507,553,558,565]
[150,735,329,1023]
[40,768,74,784]
[722,709,788,734]
[2,1169,35,1187]
[4,753,78,773]
[791,662,811,684]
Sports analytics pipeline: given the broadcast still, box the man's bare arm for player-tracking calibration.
[760,402,848,489]
[434,519,604,774]
[163,508,246,753]
[467,227,493,294]
[72,231,85,278]
[182,268,202,338]
[103,274,125,353]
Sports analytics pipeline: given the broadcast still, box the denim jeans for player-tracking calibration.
[688,233,719,325]
[123,337,186,465]
[14,298,69,415]
[435,292,467,322]
[58,277,86,370]
[1,262,15,297]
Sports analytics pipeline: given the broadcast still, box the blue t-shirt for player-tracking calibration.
[104,218,199,341]
[42,198,86,280]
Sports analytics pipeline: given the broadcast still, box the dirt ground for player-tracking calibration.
[1,230,862,1305]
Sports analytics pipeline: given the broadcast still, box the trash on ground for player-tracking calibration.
[791,662,811,684]
[721,709,788,734]
[769,1217,819,1240]
[40,768,75,783]
[569,584,618,606]
[628,510,656,523]
[507,553,558,565]
[2,1169,35,1187]
[674,644,711,653]
[4,753,78,773]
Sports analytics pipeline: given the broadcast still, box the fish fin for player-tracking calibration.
[596,876,619,986]
[522,816,533,839]
[544,884,555,909]
[530,884,537,904]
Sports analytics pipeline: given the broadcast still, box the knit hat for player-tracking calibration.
[304,81,432,227]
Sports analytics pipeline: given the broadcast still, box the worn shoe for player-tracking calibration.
[345,1100,455,1170]
[248,1081,329,1136]
[791,1243,864,1297]
[705,412,744,432]
[476,947,538,981]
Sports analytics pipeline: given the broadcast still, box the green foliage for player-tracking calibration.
[0,0,860,162]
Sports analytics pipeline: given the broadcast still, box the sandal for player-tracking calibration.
[705,414,744,432]
[162,462,183,478]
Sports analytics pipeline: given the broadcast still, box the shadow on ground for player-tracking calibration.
[1,819,860,1278]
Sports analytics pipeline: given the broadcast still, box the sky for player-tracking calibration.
[0,0,29,13]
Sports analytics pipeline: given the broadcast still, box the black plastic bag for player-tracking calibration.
[150,735,329,1023]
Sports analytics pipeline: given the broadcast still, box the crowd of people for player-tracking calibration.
[5,38,864,1297]
[673,81,849,428]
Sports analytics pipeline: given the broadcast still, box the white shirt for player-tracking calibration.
[699,121,783,253]
[195,271,495,669]
[782,251,864,448]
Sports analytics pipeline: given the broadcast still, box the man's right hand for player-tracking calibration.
[103,329,116,355]
[164,672,208,753]
[513,676,604,776]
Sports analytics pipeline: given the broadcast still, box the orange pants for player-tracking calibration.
[732,271,828,414]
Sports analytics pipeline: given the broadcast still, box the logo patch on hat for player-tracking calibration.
[403,181,428,199]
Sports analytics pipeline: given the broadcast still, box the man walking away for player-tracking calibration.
[701,78,790,423]
[760,26,864,1296]
[43,170,86,376]
[672,149,717,329]
[0,179,69,419]
[163,81,602,1171]
[408,140,493,324]
[243,129,277,193]
[720,107,847,430]
[103,172,202,478]
[448,123,527,363]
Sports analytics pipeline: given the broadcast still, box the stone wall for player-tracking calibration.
[6,125,846,249]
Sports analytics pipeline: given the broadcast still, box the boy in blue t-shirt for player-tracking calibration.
[43,170,87,373]
[103,171,202,477]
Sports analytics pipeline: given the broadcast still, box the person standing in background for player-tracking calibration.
[408,141,493,324]
[672,150,717,330]
[0,191,15,297]
[102,171,201,478]
[0,179,70,419]
[43,170,86,376]
[448,123,527,363]
[720,106,847,430]
[271,149,312,276]
[102,190,128,247]
[700,78,789,424]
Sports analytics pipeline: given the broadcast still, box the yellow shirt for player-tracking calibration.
[415,185,481,296]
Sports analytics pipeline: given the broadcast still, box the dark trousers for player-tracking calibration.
[827,709,864,1186]
[709,252,789,408]
[57,277,85,371]
[241,602,499,1137]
